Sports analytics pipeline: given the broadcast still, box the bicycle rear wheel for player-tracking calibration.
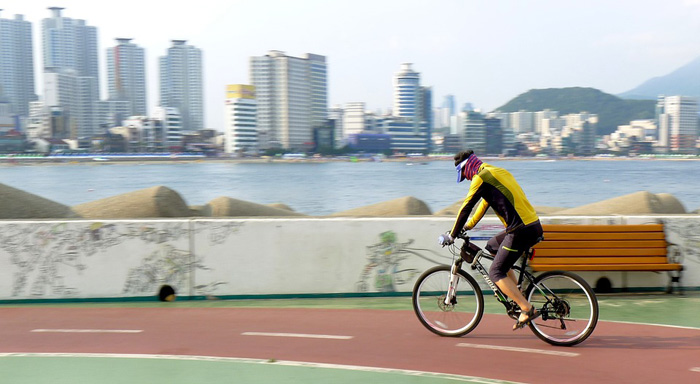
[525,270,598,346]
[412,265,484,337]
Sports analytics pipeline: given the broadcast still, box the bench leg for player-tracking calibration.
[667,271,682,295]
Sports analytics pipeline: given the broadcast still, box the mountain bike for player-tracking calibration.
[412,231,598,346]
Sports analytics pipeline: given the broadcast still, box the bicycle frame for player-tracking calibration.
[446,237,549,321]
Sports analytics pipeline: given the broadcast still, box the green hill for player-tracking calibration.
[495,87,656,135]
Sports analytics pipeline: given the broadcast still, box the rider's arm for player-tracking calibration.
[449,176,484,238]
[466,199,489,230]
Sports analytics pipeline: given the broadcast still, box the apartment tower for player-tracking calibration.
[107,38,147,116]
[42,7,100,138]
[159,40,204,133]
[0,11,37,120]
[250,50,327,150]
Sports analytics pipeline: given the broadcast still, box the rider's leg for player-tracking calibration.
[495,275,532,314]
[488,234,533,321]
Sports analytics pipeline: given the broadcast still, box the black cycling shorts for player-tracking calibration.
[485,221,543,282]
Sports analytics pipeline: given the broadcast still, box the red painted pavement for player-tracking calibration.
[0,307,698,383]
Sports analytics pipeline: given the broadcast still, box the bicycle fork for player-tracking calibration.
[444,258,463,305]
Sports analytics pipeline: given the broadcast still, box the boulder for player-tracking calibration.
[331,196,431,216]
[533,206,566,215]
[434,200,465,216]
[189,204,211,217]
[555,191,686,215]
[266,203,295,211]
[207,197,306,217]
[73,186,191,218]
[0,183,77,219]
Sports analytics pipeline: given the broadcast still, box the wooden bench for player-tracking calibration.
[531,224,683,293]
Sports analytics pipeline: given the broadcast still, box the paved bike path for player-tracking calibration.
[0,305,698,384]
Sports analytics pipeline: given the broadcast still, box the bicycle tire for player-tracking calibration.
[524,270,599,346]
[412,265,484,337]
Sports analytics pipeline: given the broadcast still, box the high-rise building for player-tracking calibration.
[107,38,147,116]
[0,11,37,121]
[390,63,432,153]
[159,40,204,133]
[393,63,420,118]
[463,110,487,154]
[224,84,257,154]
[657,95,698,154]
[250,50,328,150]
[41,7,100,138]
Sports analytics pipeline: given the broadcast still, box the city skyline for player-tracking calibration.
[1,0,700,132]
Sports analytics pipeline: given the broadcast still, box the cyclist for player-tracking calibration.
[440,150,544,330]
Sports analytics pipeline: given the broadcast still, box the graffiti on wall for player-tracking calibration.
[662,219,700,265]
[356,231,451,293]
[0,221,220,298]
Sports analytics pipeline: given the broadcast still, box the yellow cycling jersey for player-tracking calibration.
[450,162,539,237]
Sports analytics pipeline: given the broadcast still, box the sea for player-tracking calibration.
[1,158,699,215]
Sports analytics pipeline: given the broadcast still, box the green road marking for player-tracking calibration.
[0,354,522,384]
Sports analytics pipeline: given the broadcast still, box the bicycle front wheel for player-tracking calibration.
[412,265,484,337]
[525,270,599,346]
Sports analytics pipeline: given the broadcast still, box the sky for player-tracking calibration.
[3,0,700,131]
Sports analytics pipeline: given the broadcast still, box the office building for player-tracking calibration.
[380,116,430,154]
[107,38,147,116]
[657,95,698,154]
[0,11,37,121]
[152,106,182,148]
[250,50,328,150]
[392,63,432,151]
[224,84,257,154]
[463,110,487,154]
[393,63,420,118]
[159,40,204,133]
[42,7,100,138]
[343,102,366,138]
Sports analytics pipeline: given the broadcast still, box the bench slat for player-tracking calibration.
[530,264,683,272]
[535,240,667,249]
[543,232,665,241]
[531,256,670,265]
[541,224,664,233]
[534,248,667,257]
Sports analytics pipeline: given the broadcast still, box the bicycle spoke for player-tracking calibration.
[525,271,598,346]
[412,266,484,337]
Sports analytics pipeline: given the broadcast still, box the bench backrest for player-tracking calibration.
[531,224,668,268]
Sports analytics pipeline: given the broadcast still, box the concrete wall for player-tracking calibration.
[0,216,698,302]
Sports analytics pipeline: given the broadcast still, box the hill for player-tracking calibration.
[619,56,700,100]
[495,87,656,135]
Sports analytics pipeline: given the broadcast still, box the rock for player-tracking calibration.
[189,204,212,217]
[73,186,191,218]
[555,191,686,215]
[434,200,465,216]
[331,196,432,216]
[266,203,295,211]
[207,196,306,217]
[533,206,566,215]
[0,183,77,219]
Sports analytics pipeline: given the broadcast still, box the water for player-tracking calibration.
[1,159,699,215]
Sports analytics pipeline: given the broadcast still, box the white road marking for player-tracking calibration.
[690,367,700,373]
[31,329,143,334]
[456,343,579,357]
[241,332,352,340]
[0,353,523,383]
